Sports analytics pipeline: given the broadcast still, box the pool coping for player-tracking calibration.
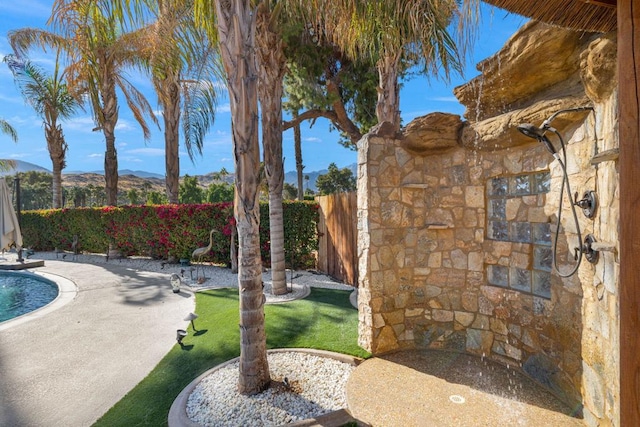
[0,270,78,332]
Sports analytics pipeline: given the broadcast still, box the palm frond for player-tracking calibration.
[0,119,18,143]
[4,53,83,123]
[181,79,218,160]
[8,28,71,59]
[115,74,160,140]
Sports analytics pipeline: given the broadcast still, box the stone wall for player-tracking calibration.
[356,24,619,426]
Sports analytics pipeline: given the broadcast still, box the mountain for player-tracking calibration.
[2,159,358,192]
[0,159,51,176]
[64,169,165,179]
[62,172,166,194]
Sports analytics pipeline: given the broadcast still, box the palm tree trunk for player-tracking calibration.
[376,52,402,131]
[101,77,120,206]
[46,124,66,209]
[215,0,270,395]
[293,110,303,201]
[104,124,119,206]
[257,6,287,296]
[163,76,181,204]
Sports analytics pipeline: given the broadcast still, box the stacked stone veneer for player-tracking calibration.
[357,96,619,419]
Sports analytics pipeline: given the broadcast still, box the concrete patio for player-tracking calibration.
[0,259,195,426]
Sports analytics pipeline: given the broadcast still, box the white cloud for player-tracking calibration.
[120,156,143,163]
[8,153,27,158]
[304,137,321,143]
[88,153,102,158]
[124,147,165,156]
[6,115,32,126]
[64,116,142,134]
[427,96,459,103]
[65,116,98,132]
[115,119,135,132]
[216,103,231,113]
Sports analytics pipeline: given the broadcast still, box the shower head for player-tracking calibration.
[517,123,557,155]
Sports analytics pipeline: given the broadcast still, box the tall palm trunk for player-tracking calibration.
[46,123,66,208]
[215,0,270,395]
[257,6,287,295]
[101,71,120,206]
[293,110,303,201]
[376,52,402,131]
[163,74,182,204]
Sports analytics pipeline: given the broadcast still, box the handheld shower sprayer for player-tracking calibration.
[516,106,596,277]
[517,123,558,157]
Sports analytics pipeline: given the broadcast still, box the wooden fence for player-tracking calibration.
[316,192,358,286]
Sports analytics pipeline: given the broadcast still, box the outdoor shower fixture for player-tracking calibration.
[517,106,598,277]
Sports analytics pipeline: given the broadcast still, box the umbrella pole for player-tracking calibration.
[14,177,23,263]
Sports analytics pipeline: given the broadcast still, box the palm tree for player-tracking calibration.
[256,2,287,295]
[9,0,158,205]
[202,0,270,395]
[4,53,81,208]
[136,0,221,204]
[296,0,467,131]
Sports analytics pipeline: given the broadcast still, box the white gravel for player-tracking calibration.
[187,351,355,426]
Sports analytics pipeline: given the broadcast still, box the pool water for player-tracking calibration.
[0,272,59,323]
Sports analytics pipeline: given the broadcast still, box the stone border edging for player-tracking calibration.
[349,289,358,309]
[266,284,311,304]
[168,348,363,427]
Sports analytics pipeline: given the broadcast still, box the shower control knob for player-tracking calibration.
[581,234,599,264]
[574,191,597,219]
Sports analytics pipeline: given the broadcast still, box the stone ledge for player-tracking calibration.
[459,95,592,151]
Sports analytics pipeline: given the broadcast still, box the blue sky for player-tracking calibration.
[0,1,526,177]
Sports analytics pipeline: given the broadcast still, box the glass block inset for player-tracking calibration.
[533,246,553,272]
[532,223,552,245]
[511,175,531,196]
[489,199,506,220]
[490,177,508,196]
[533,271,552,298]
[511,222,531,243]
[488,221,509,240]
[488,265,509,288]
[534,172,551,194]
[510,267,531,292]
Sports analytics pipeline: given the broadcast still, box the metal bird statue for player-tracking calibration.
[192,229,216,263]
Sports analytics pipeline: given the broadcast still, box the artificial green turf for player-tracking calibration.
[93,287,369,427]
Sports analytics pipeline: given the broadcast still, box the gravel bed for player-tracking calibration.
[186,351,355,426]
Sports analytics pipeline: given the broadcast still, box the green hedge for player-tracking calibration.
[20,201,319,268]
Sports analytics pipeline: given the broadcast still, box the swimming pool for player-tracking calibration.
[0,272,59,323]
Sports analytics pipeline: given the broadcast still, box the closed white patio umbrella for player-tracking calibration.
[0,177,22,252]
